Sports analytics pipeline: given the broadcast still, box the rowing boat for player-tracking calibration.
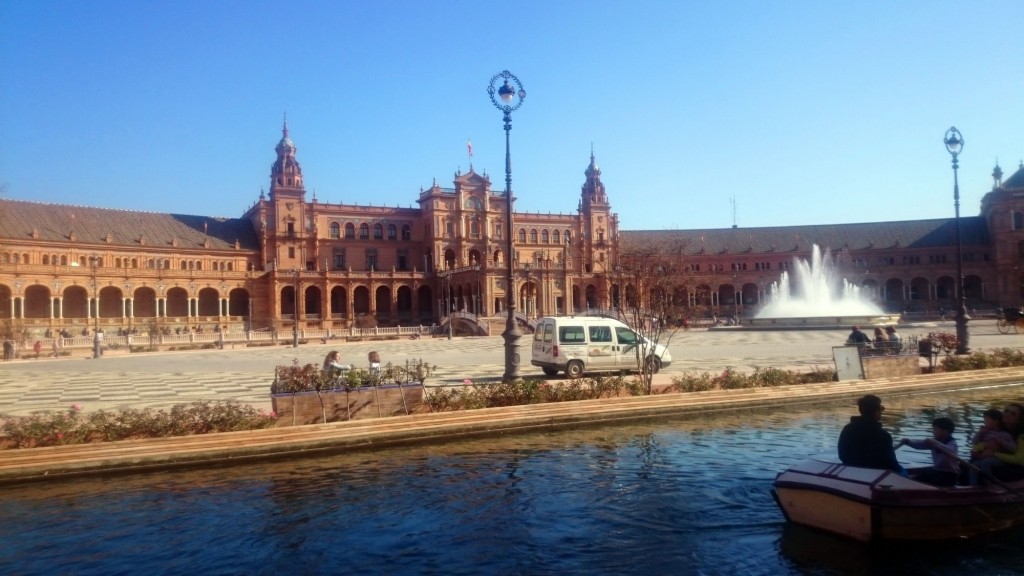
[772,459,1024,542]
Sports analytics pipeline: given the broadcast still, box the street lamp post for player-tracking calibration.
[292,268,300,348]
[488,70,526,380]
[247,264,254,334]
[944,126,970,354]
[89,255,101,359]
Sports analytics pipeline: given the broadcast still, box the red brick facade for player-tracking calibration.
[1,123,1021,340]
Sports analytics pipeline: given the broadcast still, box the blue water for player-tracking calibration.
[2,386,1024,575]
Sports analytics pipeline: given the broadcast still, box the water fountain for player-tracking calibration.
[746,245,900,328]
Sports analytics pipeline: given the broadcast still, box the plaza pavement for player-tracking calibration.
[0,321,1019,418]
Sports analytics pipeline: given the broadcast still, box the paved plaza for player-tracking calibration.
[0,322,1018,417]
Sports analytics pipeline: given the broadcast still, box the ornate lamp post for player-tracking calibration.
[488,70,526,380]
[247,264,254,333]
[89,255,102,359]
[292,268,300,348]
[944,126,970,354]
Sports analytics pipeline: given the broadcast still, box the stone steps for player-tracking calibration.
[2,367,1023,484]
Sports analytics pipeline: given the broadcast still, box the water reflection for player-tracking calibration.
[1,386,1023,575]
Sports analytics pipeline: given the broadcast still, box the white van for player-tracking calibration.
[531,316,672,378]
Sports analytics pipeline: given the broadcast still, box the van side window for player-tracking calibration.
[615,327,637,345]
[589,326,612,343]
[560,326,585,343]
[534,325,545,341]
[542,323,553,343]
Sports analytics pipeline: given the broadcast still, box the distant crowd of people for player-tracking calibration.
[846,325,902,354]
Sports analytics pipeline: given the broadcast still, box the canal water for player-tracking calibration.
[2,386,1024,575]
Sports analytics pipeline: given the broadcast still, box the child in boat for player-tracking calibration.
[970,408,1016,461]
[897,417,959,486]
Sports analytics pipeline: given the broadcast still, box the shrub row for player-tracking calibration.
[941,348,1024,372]
[424,375,644,412]
[0,401,277,449]
[670,366,837,392]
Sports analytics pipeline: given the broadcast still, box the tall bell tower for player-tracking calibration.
[268,118,308,270]
[579,150,615,273]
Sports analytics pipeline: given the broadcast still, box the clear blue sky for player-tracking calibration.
[2,1,1022,230]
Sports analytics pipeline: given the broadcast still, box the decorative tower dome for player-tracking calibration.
[580,149,608,209]
[270,118,304,197]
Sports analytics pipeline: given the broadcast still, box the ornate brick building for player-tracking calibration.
[1,122,1021,340]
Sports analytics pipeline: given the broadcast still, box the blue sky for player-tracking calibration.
[2,1,1022,230]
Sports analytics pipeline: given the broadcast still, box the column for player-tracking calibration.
[56,297,63,319]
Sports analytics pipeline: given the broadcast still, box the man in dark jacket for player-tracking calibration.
[846,325,871,347]
[838,394,906,474]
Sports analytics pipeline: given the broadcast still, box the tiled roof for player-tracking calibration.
[621,217,990,255]
[1003,163,1024,190]
[0,198,260,251]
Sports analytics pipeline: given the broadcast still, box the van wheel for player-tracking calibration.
[565,361,585,378]
[645,357,661,374]
[542,367,558,377]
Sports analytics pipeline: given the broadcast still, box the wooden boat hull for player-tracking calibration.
[772,459,1024,542]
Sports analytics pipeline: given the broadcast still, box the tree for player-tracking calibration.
[603,239,692,393]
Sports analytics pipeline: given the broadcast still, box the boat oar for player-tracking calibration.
[949,455,1024,496]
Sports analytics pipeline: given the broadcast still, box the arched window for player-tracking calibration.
[465,197,483,210]
[402,224,411,240]
[470,219,480,237]
[227,262,234,272]
[541,230,550,244]
[163,259,170,269]
[529,229,538,243]
[388,224,397,240]
[359,224,369,239]
[518,229,527,243]
[329,222,341,239]
[42,255,50,265]
[374,224,384,239]
[553,230,561,245]
[345,223,355,239]
[196,261,202,270]
[181,261,188,270]
[1015,211,1024,230]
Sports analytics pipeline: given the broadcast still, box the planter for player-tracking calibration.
[861,355,921,379]
[271,383,425,426]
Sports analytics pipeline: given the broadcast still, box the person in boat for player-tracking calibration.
[838,394,907,475]
[897,417,959,486]
[846,326,871,348]
[970,408,1016,461]
[977,403,1024,482]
